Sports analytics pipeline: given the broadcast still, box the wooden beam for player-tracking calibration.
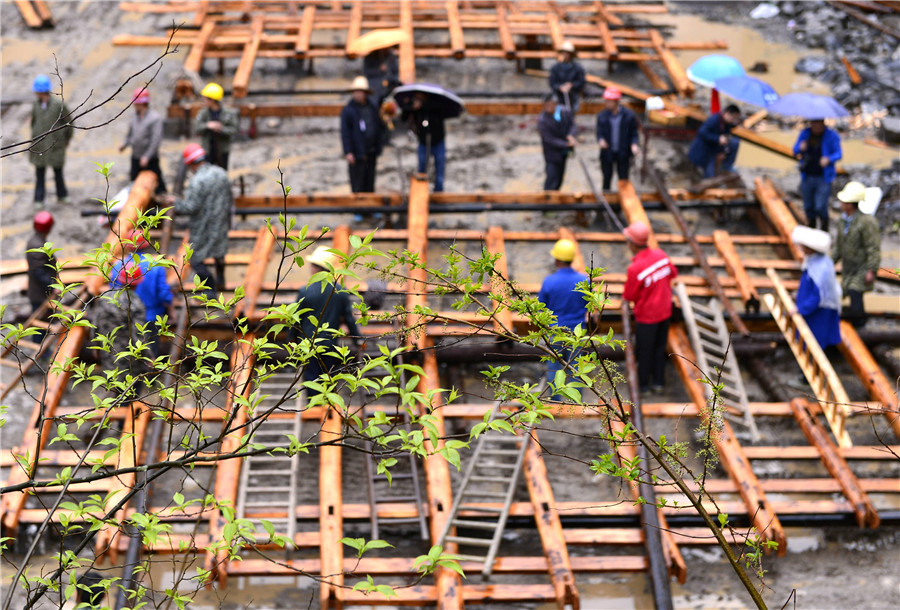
[648,29,693,97]
[345,0,363,56]
[295,5,316,57]
[754,176,804,261]
[405,177,430,350]
[233,16,264,98]
[32,0,54,26]
[617,180,658,248]
[184,20,217,74]
[446,0,465,58]
[593,1,624,27]
[233,226,275,320]
[522,430,580,609]
[495,3,516,59]
[790,398,880,529]
[398,0,416,82]
[484,226,515,336]
[712,229,760,309]
[320,409,344,609]
[668,324,787,556]
[14,0,42,28]
[838,321,900,441]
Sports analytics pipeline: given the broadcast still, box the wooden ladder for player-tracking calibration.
[675,282,760,441]
[438,401,529,580]
[763,268,852,447]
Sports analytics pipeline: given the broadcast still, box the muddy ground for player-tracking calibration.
[1,1,899,609]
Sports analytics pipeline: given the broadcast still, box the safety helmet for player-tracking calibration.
[132,87,150,105]
[182,143,206,165]
[558,41,575,54]
[603,86,622,101]
[33,211,54,233]
[550,239,577,262]
[115,261,144,288]
[623,221,650,247]
[200,82,224,101]
[33,74,51,93]
[836,181,866,204]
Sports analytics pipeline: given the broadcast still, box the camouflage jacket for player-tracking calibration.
[91,288,146,370]
[175,163,232,261]
[832,212,881,293]
[30,96,73,168]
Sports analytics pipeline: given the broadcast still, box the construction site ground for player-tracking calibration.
[1,2,899,609]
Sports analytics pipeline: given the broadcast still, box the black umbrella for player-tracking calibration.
[392,83,465,118]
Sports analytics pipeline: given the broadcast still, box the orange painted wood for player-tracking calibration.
[617,180,658,248]
[398,0,416,83]
[648,29,692,96]
[344,0,362,56]
[754,177,804,261]
[295,5,316,56]
[233,226,275,319]
[404,177,430,350]
[233,16,264,97]
[485,226,515,335]
[838,321,900,441]
[446,0,465,57]
[14,0,42,27]
[495,3,516,59]
[713,229,760,306]
[185,20,217,74]
[320,410,344,609]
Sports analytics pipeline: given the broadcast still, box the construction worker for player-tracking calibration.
[363,48,400,104]
[92,260,147,370]
[538,239,589,398]
[111,230,173,357]
[622,221,678,394]
[30,74,74,209]
[402,92,447,192]
[120,87,167,194]
[549,41,586,113]
[793,119,842,232]
[688,104,742,179]
[596,86,641,191]
[292,246,362,393]
[165,144,232,296]
[832,181,881,327]
[193,82,239,169]
[791,226,841,350]
[341,76,385,193]
[538,92,577,191]
[26,211,58,313]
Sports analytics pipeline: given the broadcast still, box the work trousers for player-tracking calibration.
[130,156,168,194]
[701,137,739,178]
[348,155,378,193]
[34,166,68,203]
[600,150,631,191]
[543,156,568,191]
[417,140,446,192]
[635,318,670,391]
[191,257,226,296]
[845,289,867,328]
[801,174,830,230]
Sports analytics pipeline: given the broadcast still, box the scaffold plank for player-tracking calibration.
[320,409,344,609]
[838,321,900,441]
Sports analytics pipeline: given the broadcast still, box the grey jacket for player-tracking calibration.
[175,163,232,261]
[123,108,164,159]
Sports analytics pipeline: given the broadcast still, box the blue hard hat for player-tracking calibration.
[33,74,51,93]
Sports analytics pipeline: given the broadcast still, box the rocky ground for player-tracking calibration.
[1,1,899,609]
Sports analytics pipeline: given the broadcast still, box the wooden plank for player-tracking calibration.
[233,227,275,320]
[596,6,618,59]
[14,0,42,28]
[648,29,693,97]
[754,177,804,260]
[484,226,515,336]
[405,177,430,350]
[184,20,217,75]
[790,398,880,528]
[547,11,565,52]
[295,5,316,57]
[523,431,580,609]
[712,229,760,308]
[32,0,54,26]
[741,445,900,460]
[320,410,344,609]
[668,324,787,556]
[495,3,516,59]
[593,1,624,27]
[233,16,264,98]
[446,0,465,57]
[345,0,363,56]
[398,0,416,83]
[837,321,900,441]
[617,180,658,248]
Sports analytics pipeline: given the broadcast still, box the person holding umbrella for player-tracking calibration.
[402,91,448,192]
[688,104,742,179]
[341,76,385,193]
[595,86,641,192]
[793,120,842,231]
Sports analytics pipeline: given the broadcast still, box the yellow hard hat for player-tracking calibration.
[550,239,577,262]
[201,82,224,101]
[837,181,866,204]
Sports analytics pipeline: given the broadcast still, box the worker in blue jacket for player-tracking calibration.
[688,105,742,178]
[793,119,842,232]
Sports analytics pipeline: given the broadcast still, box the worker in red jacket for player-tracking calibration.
[622,221,678,394]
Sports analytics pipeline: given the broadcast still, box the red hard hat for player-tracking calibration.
[132,87,150,104]
[182,143,206,165]
[116,261,144,288]
[623,221,650,246]
[124,229,148,252]
[33,211,54,233]
[603,86,622,101]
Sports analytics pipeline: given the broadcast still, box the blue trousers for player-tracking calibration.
[800,174,830,227]
[417,140,446,192]
[702,137,739,178]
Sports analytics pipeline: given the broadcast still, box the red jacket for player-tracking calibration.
[623,247,678,324]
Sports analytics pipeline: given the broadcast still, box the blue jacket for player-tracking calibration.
[112,255,172,322]
[596,106,640,157]
[688,113,733,168]
[340,98,384,159]
[538,267,589,330]
[796,270,841,349]
[792,127,842,183]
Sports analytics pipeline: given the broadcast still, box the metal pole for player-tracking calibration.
[644,161,750,336]
[621,303,674,610]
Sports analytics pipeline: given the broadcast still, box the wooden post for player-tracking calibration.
[495,3,516,59]
[233,226,275,319]
[233,16,264,98]
[485,226,515,336]
[320,409,344,609]
[446,0,465,58]
[405,177,430,350]
[345,0,362,56]
[398,0,416,83]
[295,5,316,58]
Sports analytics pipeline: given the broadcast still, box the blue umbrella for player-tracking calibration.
[686,54,746,88]
[714,75,780,107]
[766,93,849,119]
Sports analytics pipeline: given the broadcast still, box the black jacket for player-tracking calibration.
[538,107,576,164]
[340,99,384,159]
[596,106,640,157]
[401,106,446,146]
[549,61,586,100]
